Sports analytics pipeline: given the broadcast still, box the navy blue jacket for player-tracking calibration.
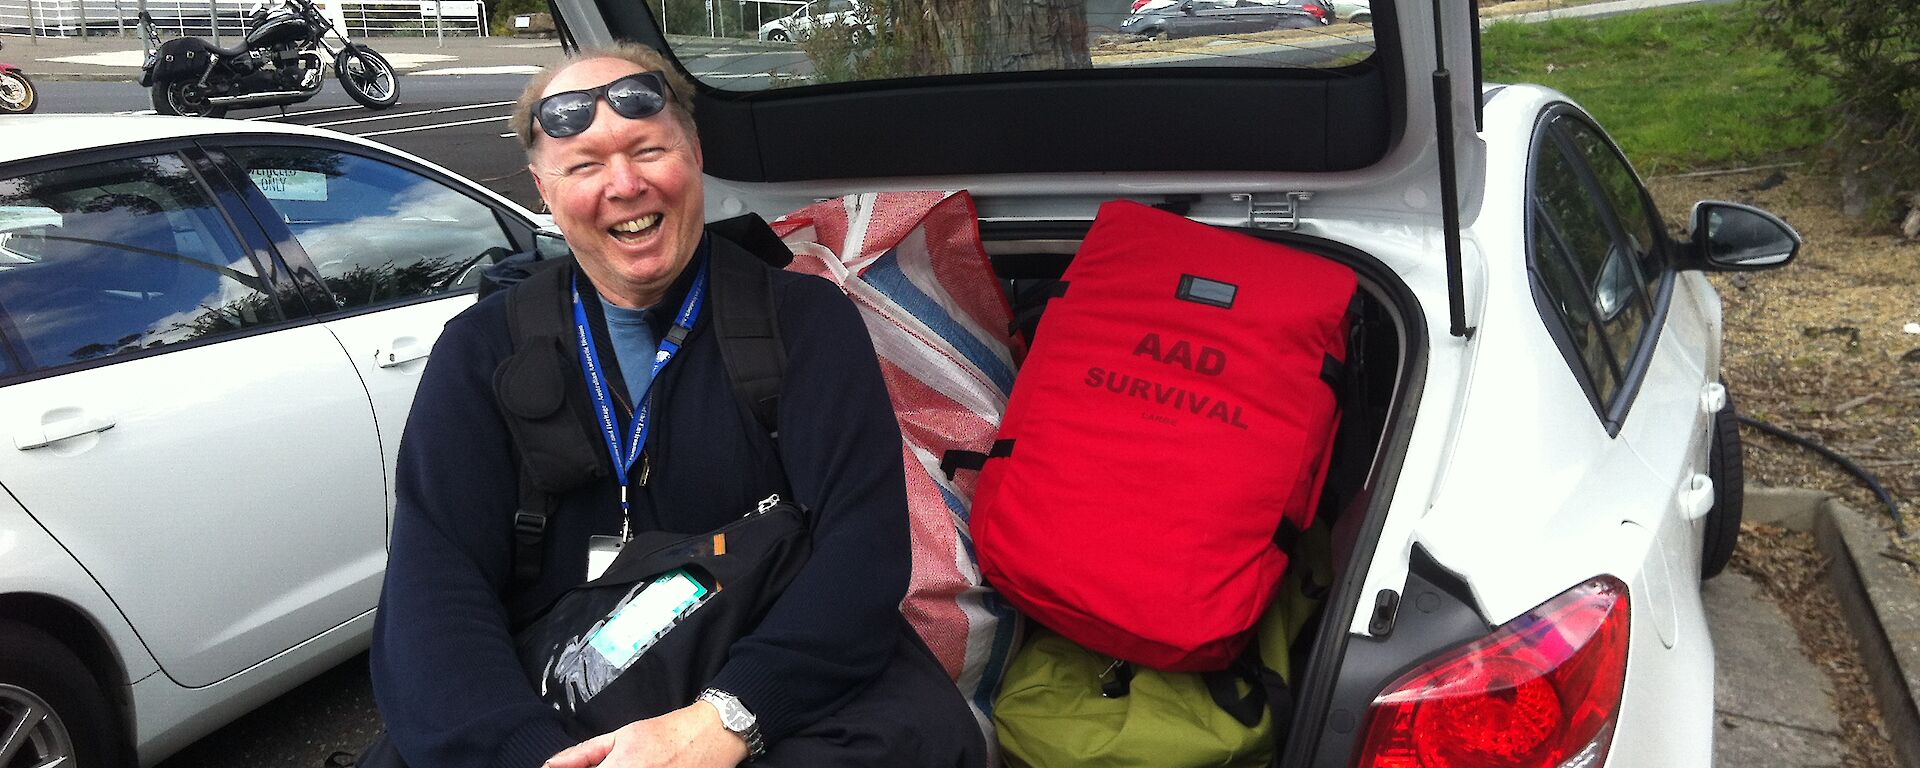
[370,245,911,768]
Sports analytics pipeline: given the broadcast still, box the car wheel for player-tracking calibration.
[768,28,790,42]
[1351,12,1370,23]
[1700,387,1744,580]
[0,620,124,767]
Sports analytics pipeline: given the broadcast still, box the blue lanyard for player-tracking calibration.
[570,257,709,539]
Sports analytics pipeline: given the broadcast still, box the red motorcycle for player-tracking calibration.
[0,38,37,114]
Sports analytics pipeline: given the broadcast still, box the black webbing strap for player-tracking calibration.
[1320,353,1345,389]
[497,259,606,588]
[1201,658,1269,729]
[1272,517,1303,553]
[708,234,787,438]
[940,438,1015,479]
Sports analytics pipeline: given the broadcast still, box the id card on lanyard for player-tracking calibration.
[572,257,709,581]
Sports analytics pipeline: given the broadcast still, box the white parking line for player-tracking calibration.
[413,65,544,76]
[248,104,366,121]
[114,109,158,115]
[312,100,516,128]
[359,115,508,138]
[692,71,774,79]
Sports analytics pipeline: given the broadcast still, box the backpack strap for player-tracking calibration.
[494,259,608,588]
[706,215,792,439]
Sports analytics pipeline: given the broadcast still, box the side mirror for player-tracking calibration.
[1181,1,1197,13]
[1686,200,1799,271]
[534,228,573,260]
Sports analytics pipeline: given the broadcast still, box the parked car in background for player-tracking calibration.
[756,0,871,42]
[0,114,546,767]
[552,0,1799,764]
[1121,0,1331,40]
[1333,0,1370,22]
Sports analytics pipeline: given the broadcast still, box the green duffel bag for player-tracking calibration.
[994,628,1274,768]
[993,524,1330,768]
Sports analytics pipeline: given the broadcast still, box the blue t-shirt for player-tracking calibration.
[601,302,658,408]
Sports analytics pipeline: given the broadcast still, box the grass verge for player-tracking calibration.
[1481,2,1831,174]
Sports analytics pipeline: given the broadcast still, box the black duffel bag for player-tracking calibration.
[515,494,811,733]
[353,493,985,766]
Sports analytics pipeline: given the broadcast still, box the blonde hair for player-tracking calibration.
[511,42,698,158]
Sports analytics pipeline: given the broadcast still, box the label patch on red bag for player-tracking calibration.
[1176,275,1238,309]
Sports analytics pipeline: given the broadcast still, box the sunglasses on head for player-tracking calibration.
[533,71,671,140]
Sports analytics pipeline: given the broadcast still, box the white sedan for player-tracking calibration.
[0,114,544,767]
[755,0,870,42]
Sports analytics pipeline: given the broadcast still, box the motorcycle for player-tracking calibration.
[0,39,38,114]
[138,0,399,118]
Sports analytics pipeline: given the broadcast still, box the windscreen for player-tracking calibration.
[644,0,1380,92]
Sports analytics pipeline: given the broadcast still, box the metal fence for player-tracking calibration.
[0,0,488,38]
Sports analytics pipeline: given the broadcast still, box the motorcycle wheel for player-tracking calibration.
[336,47,400,110]
[151,79,228,118]
[0,69,36,114]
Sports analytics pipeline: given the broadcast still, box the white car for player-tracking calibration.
[0,114,545,766]
[553,0,1796,764]
[1333,0,1370,23]
[755,0,870,43]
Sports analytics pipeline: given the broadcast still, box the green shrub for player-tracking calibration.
[1754,0,1920,217]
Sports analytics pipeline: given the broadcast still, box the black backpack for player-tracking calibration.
[485,213,797,587]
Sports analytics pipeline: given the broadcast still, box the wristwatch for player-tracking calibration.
[698,688,766,760]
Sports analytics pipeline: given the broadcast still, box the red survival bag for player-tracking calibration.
[969,200,1356,672]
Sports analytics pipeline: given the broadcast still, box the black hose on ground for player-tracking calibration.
[1737,415,1909,539]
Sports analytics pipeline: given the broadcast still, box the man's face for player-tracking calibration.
[530,57,704,309]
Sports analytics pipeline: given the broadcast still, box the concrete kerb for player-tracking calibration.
[1816,497,1920,768]
[1751,484,1920,768]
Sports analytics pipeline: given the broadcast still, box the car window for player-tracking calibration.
[1532,206,1617,403]
[721,0,1356,92]
[1531,125,1658,416]
[1558,117,1666,298]
[226,146,516,311]
[0,154,283,377]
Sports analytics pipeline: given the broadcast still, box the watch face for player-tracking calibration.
[707,691,755,731]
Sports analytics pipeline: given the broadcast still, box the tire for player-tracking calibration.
[1701,387,1744,580]
[0,619,124,768]
[0,69,36,114]
[336,46,400,110]
[151,79,227,118]
[768,28,790,42]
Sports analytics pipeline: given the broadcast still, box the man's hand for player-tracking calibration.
[542,702,751,768]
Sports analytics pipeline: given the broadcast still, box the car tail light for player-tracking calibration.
[1131,0,1150,10]
[1303,3,1328,20]
[1352,576,1630,768]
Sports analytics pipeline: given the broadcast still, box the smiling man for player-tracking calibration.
[368,43,984,768]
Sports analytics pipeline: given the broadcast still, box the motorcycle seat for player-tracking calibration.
[206,41,250,58]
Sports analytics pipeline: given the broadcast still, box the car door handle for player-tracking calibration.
[1679,474,1714,521]
[15,414,117,450]
[1701,381,1727,414]
[376,340,430,369]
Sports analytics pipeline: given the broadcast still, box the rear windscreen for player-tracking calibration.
[643,0,1378,92]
